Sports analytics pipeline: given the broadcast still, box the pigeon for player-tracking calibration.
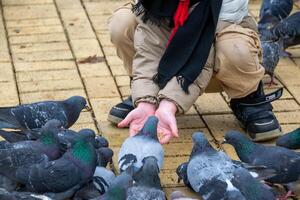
[0,120,61,181]
[180,132,275,200]
[0,126,101,153]
[170,191,198,200]
[270,12,300,57]
[176,162,192,189]
[15,133,97,193]
[0,96,87,130]
[231,167,276,200]
[258,0,293,32]
[56,128,96,152]
[94,135,109,148]
[276,128,300,149]
[96,147,114,167]
[127,156,166,200]
[73,166,116,200]
[97,168,134,200]
[261,40,281,86]
[118,116,164,172]
[224,130,300,198]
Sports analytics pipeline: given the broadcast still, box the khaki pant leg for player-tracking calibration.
[214,24,265,99]
[108,2,137,76]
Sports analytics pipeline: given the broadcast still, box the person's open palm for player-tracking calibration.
[118,102,156,136]
[155,100,179,144]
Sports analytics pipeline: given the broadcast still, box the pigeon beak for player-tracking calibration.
[85,105,92,111]
[177,177,182,183]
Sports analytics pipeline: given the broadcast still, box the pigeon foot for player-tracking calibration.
[278,190,296,200]
[265,76,278,87]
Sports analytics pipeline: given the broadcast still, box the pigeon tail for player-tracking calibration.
[133,156,162,189]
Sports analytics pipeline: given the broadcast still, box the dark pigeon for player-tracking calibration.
[261,40,281,86]
[258,0,293,32]
[118,116,164,172]
[180,132,275,200]
[224,130,300,198]
[96,147,114,167]
[176,162,192,189]
[15,134,97,193]
[0,96,87,130]
[231,167,276,200]
[270,12,300,57]
[0,120,61,181]
[127,156,165,200]
[97,168,134,200]
[276,128,300,149]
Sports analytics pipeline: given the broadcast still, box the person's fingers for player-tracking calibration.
[118,111,134,128]
[159,134,172,144]
[129,126,139,137]
[170,119,179,138]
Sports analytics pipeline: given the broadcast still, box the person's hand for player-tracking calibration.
[155,99,179,144]
[118,102,156,136]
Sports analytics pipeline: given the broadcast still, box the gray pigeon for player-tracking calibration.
[97,168,134,200]
[73,166,116,200]
[182,132,275,200]
[224,130,300,196]
[0,120,61,181]
[15,134,97,193]
[127,156,166,200]
[0,96,87,130]
[261,40,281,86]
[258,0,293,32]
[118,116,164,172]
[269,12,300,57]
[276,128,300,149]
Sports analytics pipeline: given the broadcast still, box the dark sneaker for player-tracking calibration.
[230,82,283,141]
[108,96,134,125]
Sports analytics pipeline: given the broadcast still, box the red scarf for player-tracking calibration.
[168,0,190,44]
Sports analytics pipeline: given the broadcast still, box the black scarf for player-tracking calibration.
[133,0,223,93]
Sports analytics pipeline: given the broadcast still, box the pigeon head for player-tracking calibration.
[133,156,162,189]
[276,128,300,149]
[39,120,60,146]
[138,116,159,140]
[224,131,256,162]
[96,147,114,167]
[191,132,213,156]
[176,162,190,187]
[62,96,87,127]
[78,129,96,139]
[94,136,109,148]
